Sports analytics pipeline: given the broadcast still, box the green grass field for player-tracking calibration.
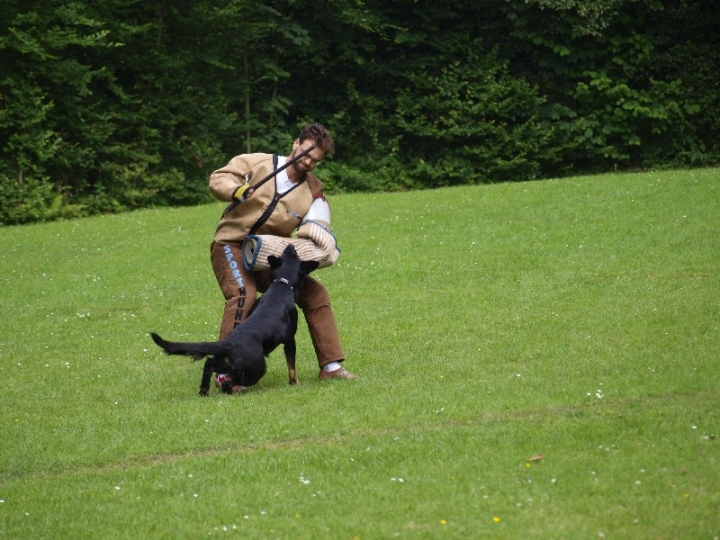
[1,168,718,539]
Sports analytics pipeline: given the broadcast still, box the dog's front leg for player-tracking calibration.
[285,309,299,385]
[284,339,298,385]
[199,356,214,396]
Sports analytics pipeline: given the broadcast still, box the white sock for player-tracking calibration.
[323,362,342,372]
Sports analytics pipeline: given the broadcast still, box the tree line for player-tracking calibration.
[1,0,718,224]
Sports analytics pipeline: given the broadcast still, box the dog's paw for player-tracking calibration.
[199,387,210,397]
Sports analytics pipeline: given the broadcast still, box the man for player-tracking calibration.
[208,123,356,383]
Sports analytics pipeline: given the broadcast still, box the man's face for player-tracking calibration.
[291,139,325,175]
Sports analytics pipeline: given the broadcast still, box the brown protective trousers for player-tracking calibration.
[210,241,345,368]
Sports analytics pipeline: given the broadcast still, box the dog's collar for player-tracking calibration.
[273,277,293,290]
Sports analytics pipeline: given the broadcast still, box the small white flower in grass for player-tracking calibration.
[299,476,310,485]
[114,486,120,491]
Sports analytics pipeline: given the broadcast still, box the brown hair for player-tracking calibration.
[299,123,335,157]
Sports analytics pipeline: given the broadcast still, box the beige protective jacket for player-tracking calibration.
[209,153,324,244]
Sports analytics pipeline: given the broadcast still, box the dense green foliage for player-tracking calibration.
[1,0,718,224]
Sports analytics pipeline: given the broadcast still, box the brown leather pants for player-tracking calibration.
[210,241,344,368]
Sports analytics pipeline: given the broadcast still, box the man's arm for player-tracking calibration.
[209,154,270,202]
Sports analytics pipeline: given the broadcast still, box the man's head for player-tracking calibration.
[290,123,334,175]
[299,123,335,156]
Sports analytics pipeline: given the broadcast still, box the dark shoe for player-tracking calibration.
[319,367,357,380]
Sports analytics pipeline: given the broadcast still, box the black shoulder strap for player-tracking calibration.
[247,154,307,237]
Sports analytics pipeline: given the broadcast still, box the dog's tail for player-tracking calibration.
[150,332,227,360]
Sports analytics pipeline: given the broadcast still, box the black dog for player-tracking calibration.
[151,245,319,395]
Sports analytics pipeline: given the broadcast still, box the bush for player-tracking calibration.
[0,173,96,225]
[393,46,550,185]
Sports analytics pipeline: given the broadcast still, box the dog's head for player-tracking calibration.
[211,365,267,395]
[233,360,268,388]
[267,245,320,296]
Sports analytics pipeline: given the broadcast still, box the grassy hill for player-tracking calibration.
[1,168,718,538]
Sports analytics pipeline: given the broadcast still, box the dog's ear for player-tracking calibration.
[300,260,320,275]
[268,255,281,269]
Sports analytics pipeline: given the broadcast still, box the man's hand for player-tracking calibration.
[233,184,254,202]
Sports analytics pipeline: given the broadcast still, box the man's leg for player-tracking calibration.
[297,276,356,379]
[210,242,257,340]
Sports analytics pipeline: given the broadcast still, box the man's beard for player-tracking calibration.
[292,161,309,176]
